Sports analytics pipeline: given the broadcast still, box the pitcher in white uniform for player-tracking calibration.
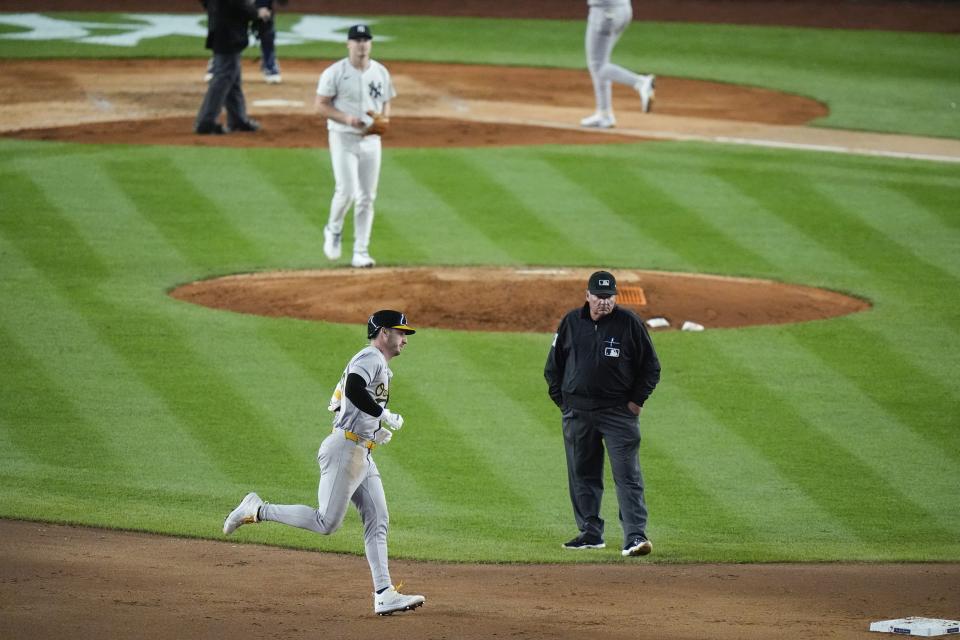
[582,0,656,129]
[316,23,396,268]
[222,310,425,616]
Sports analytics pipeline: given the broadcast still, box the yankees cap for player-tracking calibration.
[347,24,373,40]
[367,309,416,339]
[588,270,617,297]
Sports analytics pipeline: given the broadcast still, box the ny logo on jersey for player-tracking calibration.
[368,81,383,99]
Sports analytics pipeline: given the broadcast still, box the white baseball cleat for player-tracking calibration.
[636,74,656,113]
[223,492,264,535]
[263,73,282,84]
[580,112,616,129]
[323,225,342,260]
[351,253,376,268]
[374,585,425,615]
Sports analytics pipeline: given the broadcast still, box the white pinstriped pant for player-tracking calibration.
[326,130,382,256]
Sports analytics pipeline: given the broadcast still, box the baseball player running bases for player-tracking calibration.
[223,310,424,616]
[582,0,656,129]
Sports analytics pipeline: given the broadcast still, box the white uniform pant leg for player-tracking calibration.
[326,130,359,235]
[352,134,382,256]
[258,433,365,534]
[351,458,391,592]
[585,5,640,113]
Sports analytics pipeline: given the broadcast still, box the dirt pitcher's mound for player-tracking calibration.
[170,267,870,332]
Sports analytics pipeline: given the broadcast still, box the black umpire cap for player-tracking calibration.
[367,310,416,339]
[348,24,373,40]
[588,270,617,297]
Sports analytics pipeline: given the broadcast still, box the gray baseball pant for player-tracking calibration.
[562,405,648,544]
[585,4,643,114]
[258,432,392,592]
[194,51,249,130]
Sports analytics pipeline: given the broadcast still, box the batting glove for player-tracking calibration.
[372,427,393,445]
[380,409,404,431]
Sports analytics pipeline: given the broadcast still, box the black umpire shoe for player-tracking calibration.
[622,536,653,557]
[229,118,261,132]
[562,533,606,550]
[195,122,226,135]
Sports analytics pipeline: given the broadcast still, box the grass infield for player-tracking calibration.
[0,13,958,563]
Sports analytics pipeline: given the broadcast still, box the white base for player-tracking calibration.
[869,618,960,636]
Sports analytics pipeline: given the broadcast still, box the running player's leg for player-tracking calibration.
[351,460,391,592]
[596,5,642,89]
[585,6,617,116]
[258,433,364,534]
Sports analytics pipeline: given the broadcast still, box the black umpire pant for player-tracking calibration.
[195,51,249,131]
[562,406,648,544]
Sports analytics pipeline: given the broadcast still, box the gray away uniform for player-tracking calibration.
[586,0,644,114]
[259,345,394,591]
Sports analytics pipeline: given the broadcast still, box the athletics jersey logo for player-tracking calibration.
[603,337,621,358]
[368,81,383,99]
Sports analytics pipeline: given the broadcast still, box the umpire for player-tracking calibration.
[194,0,268,134]
[544,270,661,557]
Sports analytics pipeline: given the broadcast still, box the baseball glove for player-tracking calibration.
[365,110,389,137]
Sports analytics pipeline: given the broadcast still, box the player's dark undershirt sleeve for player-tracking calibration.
[344,372,384,418]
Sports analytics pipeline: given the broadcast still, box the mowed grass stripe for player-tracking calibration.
[244,148,330,234]
[672,336,953,549]
[885,178,960,233]
[0,236,232,488]
[402,151,590,264]
[787,319,960,446]
[645,378,867,558]
[662,171,868,284]
[719,331,959,530]
[471,150,639,267]
[428,331,568,514]
[379,158,507,264]
[543,150,775,274]
[642,437,830,561]
[0,325,115,471]
[3,171,301,487]
[386,355,536,517]
[815,181,960,282]
[0,170,110,283]
[541,149,691,270]
[102,153,267,272]
[173,149,326,262]
[715,167,960,305]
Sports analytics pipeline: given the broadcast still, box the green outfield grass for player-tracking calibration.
[1,12,959,563]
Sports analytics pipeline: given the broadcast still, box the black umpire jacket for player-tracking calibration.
[202,0,267,54]
[544,303,661,412]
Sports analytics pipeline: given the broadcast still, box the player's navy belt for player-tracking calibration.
[335,428,376,450]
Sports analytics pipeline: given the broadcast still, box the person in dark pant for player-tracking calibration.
[544,270,661,557]
[204,0,281,84]
[194,0,268,135]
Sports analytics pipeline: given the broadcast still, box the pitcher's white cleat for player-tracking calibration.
[374,585,425,615]
[580,112,616,129]
[636,74,656,113]
[223,492,263,535]
[351,253,376,268]
[323,225,342,260]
